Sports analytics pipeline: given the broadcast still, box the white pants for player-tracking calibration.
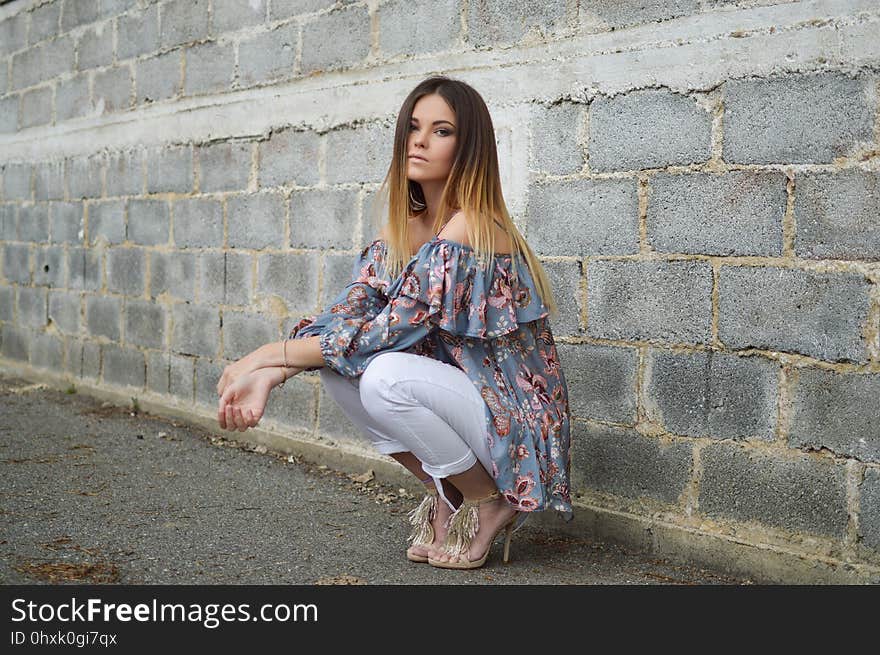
[319,352,493,512]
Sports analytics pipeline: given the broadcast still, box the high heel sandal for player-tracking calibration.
[405,486,439,563]
[427,489,525,570]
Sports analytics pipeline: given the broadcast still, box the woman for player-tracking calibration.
[216,76,573,570]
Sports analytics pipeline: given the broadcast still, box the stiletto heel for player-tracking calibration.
[428,489,522,570]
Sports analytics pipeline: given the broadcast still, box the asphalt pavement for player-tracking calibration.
[0,371,751,585]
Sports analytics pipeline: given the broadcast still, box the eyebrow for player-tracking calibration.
[410,118,455,127]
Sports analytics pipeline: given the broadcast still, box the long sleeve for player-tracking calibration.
[286,240,390,372]
[317,240,447,378]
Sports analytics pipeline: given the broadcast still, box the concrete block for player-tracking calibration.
[67,154,104,200]
[50,202,84,244]
[1,324,30,361]
[61,0,101,32]
[116,4,159,60]
[0,96,18,133]
[377,0,459,58]
[136,51,181,105]
[34,161,65,201]
[3,243,30,283]
[88,200,126,245]
[557,341,638,424]
[145,145,193,193]
[589,87,712,172]
[0,285,13,321]
[300,4,371,75]
[794,169,880,261]
[289,187,358,249]
[257,251,318,315]
[184,40,234,96]
[77,21,114,71]
[127,198,170,245]
[193,356,223,407]
[21,86,53,128]
[789,368,880,462]
[540,259,581,337]
[106,149,144,197]
[724,71,874,164]
[81,338,100,379]
[43,34,75,79]
[467,0,567,47]
[3,162,32,201]
[48,289,81,335]
[169,353,194,401]
[197,141,252,192]
[18,203,50,242]
[149,250,196,301]
[146,349,169,394]
[718,267,871,363]
[171,302,219,357]
[258,128,320,188]
[648,171,786,256]
[160,0,209,49]
[699,441,848,538]
[526,177,638,256]
[33,244,68,288]
[220,310,275,360]
[0,204,16,240]
[106,246,145,296]
[64,336,84,376]
[124,298,165,348]
[587,259,714,345]
[56,73,92,122]
[30,331,64,371]
[17,286,47,327]
[0,12,27,56]
[197,251,225,304]
[263,372,317,429]
[173,197,223,248]
[238,22,298,86]
[68,247,102,291]
[93,65,132,113]
[28,1,61,45]
[85,294,121,340]
[528,101,586,175]
[212,0,266,34]
[223,251,253,305]
[101,342,145,388]
[268,0,336,21]
[860,468,880,553]
[227,192,284,249]
[646,349,778,440]
[325,121,394,185]
[570,422,692,505]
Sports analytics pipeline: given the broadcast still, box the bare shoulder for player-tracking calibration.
[437,212,511,254]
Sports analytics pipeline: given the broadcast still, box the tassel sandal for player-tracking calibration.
[427,489,527,570]
[405,486,440,563]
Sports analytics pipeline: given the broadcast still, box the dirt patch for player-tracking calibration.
[14,560,121,583]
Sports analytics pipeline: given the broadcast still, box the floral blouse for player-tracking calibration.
[287,236,573,521]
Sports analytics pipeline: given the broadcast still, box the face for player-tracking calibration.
[406,93,458,183]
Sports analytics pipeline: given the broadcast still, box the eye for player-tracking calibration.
[409,125,452,136]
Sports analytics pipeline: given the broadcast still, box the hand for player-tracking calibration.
[216,348,266,398]
[217,368,279,432]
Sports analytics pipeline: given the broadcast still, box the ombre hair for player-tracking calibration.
[369,75,558,319]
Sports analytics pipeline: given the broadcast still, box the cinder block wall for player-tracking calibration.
[1,0,878,583]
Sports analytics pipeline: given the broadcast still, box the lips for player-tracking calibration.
[409,154,428,161]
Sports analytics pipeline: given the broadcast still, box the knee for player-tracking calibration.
[358,352,408,409]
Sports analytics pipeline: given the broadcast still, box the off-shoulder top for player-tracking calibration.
[287,235,573,520]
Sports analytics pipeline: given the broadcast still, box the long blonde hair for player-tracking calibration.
[369,75,558,319]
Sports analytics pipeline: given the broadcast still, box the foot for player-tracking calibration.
[430,493,517,565]
[407,484,461,560]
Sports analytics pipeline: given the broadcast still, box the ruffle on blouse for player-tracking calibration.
[388,236,550,339]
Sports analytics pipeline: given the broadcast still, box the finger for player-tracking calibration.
[225,404,235,432]
[234,406,246,432]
